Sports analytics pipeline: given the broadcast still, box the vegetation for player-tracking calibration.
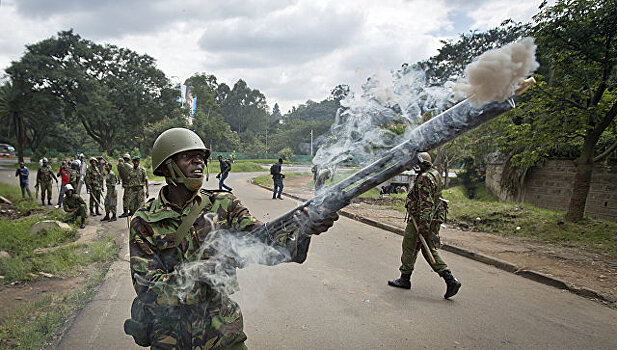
[0,264,109,349]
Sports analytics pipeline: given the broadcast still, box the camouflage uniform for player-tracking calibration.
[117,160,130,214]
[400,168,448,276]
[36,164,56,203]
[63,192,87,222]
[127,165,147,214]
[86,164,103,213]
[69,169,79,189]
[128,188,308,349]
[104,170,118,216]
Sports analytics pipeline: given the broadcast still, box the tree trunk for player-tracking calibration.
[13,111,25,163]
[565,135,596,222]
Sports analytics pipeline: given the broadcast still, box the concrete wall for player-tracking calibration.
[486,160,617,222]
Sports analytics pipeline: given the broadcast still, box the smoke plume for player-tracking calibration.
[454,37,539,106]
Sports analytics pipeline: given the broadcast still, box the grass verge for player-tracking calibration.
[252,172,312,187]
[0,182,43,215]
[0,263,110,349]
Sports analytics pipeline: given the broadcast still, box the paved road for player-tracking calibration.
[54,172,617,349]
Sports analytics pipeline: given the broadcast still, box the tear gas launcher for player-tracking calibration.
[252,78,535,247]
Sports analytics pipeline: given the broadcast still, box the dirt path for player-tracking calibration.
[280,175,617,304]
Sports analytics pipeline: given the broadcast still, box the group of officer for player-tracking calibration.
[26,153,149,229]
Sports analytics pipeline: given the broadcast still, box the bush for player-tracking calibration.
[279,147,295,161]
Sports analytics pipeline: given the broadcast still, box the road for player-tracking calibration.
[53,172,617,349]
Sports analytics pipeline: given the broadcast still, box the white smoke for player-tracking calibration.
[312,66,455,168]
[454,37,539,106]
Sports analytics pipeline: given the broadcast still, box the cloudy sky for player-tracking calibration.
[0,0,547,113]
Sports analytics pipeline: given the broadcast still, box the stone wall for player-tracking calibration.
[486,159,617,222]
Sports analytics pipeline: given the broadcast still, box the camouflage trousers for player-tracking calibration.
[89,189,101,213]
[128,186,145,214]
[65,204,87,222]
[137,299,248,349]
[399,217,448,276]
[104,186,117,215]
[40,182,52,202]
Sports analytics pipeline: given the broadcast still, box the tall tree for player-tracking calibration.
[521,0,617,221]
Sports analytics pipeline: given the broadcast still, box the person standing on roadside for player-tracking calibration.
[101,162,118,222]
[118,154,131,218]
[270,158,284,200]
[36,157,57,206]
[127,155,149,215]
[15,161,32,200]
[216,155,233,191]
[86,157,103,216]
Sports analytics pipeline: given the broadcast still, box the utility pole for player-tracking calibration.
[310,129,314,156]
[265,128,268,154]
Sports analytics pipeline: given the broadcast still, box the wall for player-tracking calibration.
[486,159,617,222]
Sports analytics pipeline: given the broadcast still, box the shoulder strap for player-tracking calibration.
[173,193,210,244]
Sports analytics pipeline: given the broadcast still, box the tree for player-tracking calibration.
[500,0,617,221]
[6,30,174,154]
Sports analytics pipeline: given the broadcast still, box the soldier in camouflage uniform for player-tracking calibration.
[388,152,461,299]
[118,154,131,218]
[127,155,149,215]
[124,128,338,349]
[101,162,118,222]
[86,157,103,216]
[62,184,87,229]
[36,157,58,206]
[69,161,80,189]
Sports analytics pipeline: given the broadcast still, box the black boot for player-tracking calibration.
[100,214,110,222]
[388,273,411,289]
[80,217,86,229]
[442,270,461,299]
[48,200,52,205]
[110,214,117,222]
[42,200,46,206]
[118,212,127,218]
[95,208,101,216]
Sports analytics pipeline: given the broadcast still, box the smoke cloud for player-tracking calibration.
[312,66,454,168]
[454,37,539,106]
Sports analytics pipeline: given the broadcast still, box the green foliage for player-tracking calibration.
[278,147,295,161]
[228,162,265,173]
[440,185,617,254]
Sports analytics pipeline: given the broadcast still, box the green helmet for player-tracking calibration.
[418,152,432,164]
[132,155,141,161]
[151,128,209,176]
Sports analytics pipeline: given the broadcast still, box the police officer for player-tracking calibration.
[36,157,58,206]
[388,152,461,299]
[124,128,339,349]
[117,154,131,217]
[126,155,149,215]
[101,162,118,222]
[62,184,87,229]
[86,157,103,216]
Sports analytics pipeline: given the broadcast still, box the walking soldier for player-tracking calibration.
[127,155,149,215]
[86,157,103,216]
[101,162,118,222]
[36,157,57,206]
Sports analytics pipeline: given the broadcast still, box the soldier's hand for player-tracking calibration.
[293,205,339,235]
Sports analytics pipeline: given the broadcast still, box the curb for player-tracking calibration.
[251,180,616,307]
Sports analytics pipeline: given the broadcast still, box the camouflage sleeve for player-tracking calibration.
[62,199,71,212]
[210,193,309,262]
[129,217,207,306]
[416,175,437,232]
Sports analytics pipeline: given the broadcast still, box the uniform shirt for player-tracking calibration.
[15,167,29,185]
[117,162,129,184]
[86,166,102,190]
[63,194,86,212]
[129,188,308,348]
[37,165,56,184]
[127,166,147,187]
[69,169,79,188]
[406,168,441,232]
[105,170,118,188]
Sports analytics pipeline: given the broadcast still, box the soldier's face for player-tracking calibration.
[133,160,139,168]
[66,190,73,197]
[175,150,205,178]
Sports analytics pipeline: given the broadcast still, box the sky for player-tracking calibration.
[0,0,547,114]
